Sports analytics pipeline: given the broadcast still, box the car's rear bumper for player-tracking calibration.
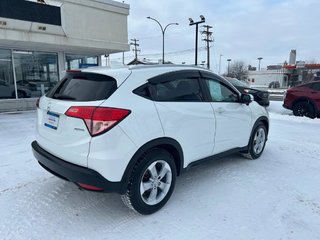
[282,102,291,110]
[31,141,126,194]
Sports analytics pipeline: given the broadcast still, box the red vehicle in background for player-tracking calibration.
[283,81,320,118]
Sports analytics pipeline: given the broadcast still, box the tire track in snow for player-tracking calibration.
[0,179,73,240]
[0,177,142,240]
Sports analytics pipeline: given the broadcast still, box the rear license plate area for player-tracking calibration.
[44,111,60,130]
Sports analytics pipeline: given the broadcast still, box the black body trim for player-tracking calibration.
[183,147,248,171]
[148,70,201,84]
[31,141,126,194]
[252,116,269,135]
[121,137,184,185]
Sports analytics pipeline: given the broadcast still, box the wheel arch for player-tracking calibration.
[250,116,269,141]
[292,97,317,112]
[120,137,184,185]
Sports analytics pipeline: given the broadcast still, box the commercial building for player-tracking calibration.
[247,50,320,88]
[0,0,129,112]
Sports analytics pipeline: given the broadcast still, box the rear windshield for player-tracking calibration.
[46,72,117,101]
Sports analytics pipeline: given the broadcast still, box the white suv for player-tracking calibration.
[32,65,269,214]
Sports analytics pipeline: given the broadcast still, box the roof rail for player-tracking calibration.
[128,64,207,70]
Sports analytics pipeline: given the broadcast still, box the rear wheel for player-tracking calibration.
[292,102,315,118]
[121,148,176,215]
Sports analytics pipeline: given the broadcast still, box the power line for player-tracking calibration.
[109,47,207,62]
[141,47,207,58]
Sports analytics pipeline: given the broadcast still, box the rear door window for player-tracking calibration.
[146,70,204,102]
[152,78,203,102]
[46,72,117,101]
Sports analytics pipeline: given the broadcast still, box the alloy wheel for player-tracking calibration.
[140,160,172,206]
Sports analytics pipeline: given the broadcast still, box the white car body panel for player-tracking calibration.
[37,96,105,167]
[210,102,252,154]
[154,102,215,167]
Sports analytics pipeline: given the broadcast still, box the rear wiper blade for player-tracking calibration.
[53,94,76,100]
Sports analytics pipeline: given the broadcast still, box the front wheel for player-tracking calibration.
[121,148,177,215]
[246,124,267,159]
[292,102,315,118]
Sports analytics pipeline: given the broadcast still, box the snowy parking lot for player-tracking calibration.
[0,101,320,240]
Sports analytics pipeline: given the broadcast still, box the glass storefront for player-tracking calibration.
[0,49,15,99]
[14,51,59,98]
[66,54,98,70]
[0,49,59,99]
[0,49,99,100]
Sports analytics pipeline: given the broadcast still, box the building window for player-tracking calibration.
[0,49,15,99]
[13,50,59,98]
[65,54,98,70]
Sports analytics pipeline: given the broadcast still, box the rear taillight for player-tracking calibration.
[65,106,131,136]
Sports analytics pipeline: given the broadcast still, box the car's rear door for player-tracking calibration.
[149,70,216,167]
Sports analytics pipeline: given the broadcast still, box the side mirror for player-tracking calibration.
[240,94,252,105]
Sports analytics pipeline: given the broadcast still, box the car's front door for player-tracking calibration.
[201,76,252,154]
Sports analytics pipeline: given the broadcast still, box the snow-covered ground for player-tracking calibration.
[0,102,320,240]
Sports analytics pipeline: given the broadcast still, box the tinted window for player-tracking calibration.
[311,83,320,91]
[152,78,203,102]
[205,79,238,102]
[46,72,117,101]
[133,83,152,99]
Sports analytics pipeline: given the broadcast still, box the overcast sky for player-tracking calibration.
[113,0,319,73]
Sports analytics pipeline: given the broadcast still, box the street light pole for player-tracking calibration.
[218,54,223,75]
[189,15,205,66]
[257,57,263,71]
[147,17,178,64]
[227,58,232,76]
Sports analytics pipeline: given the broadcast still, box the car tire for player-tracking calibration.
[292,101,315,118]
[245,123,267,160]
[121,148,177,215]
[12,90,26,99]
[17,90,27,99]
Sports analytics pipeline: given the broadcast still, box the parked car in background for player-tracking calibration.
[0,79,31,98]
[32,65,269,214]
[268,81,280,88]
[283,80,320,118]
[225,77,270,107]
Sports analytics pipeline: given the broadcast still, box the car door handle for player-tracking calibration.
[216,107,225,114]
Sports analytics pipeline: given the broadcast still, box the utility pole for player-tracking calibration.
[130,38,140,62]
[201,25,213,69]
